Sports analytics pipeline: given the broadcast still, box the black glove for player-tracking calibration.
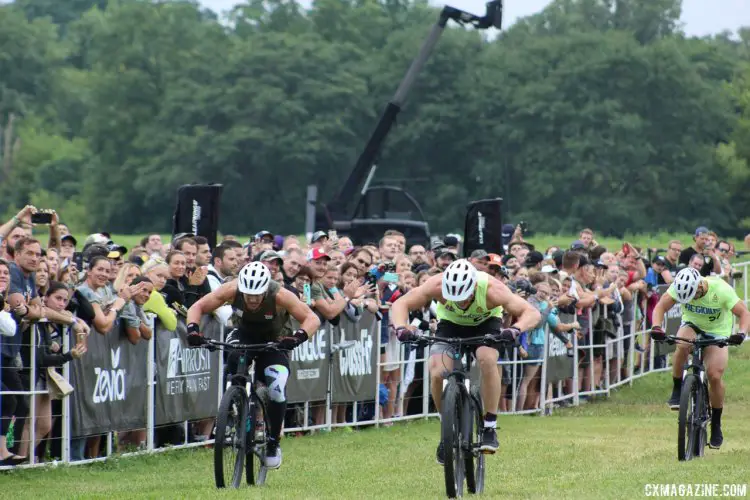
[727,332,746,346]
[650,326,666,342]
[278,329,309,350]
[491,327,520,343]
[186,333,205,347]
[396,327,418,342]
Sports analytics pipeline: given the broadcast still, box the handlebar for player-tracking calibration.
[403,333,516,348]
[661,335,731,349]
[196,338,289,353]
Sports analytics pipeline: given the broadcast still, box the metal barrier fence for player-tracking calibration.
[2,261,748,470]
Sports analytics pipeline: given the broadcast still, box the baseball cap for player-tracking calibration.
[255,230,273,241]
[259,250,283,263]
[487,253,503,266]
[307,248,330,261]
[524,251,545,267]
[470,249,489,260]
[311,230,328,243]
[83,233,110,249]
[541,265,558,274]
[652,255,667,265]
[273,235,284,250]
[593,259,608,269]
[501,224,514,241]
[694,226,710,237]
[107,242,128,255]
[443,235,460,247]
[570,240,586,251]
[435,247,458,259]
[61,234,77,247]
[501,254,516,265]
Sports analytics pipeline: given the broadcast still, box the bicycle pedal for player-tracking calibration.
[479,449,497,455]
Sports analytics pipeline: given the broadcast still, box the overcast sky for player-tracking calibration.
[201,0,748,37]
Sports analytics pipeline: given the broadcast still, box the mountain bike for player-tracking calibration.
[197,337,288,488]
[657,334,735,462]
[403,333,513,499]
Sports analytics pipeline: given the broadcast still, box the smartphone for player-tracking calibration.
[622,243,630,256]
[383,272,399,283]
[31,212,53,224]
[519,221,528,234]
[303,283,312,305]
[73,252,84,270]
[328,230,338,241]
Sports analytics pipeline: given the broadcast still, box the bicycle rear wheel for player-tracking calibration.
[677,375,699,462]
[214,385,247,488]
[247,387,271,486]
[442,379,465,499]
[466,386,485,494]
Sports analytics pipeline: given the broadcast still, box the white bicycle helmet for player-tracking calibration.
[237,262,271,295]
[672,267,702,304]
[442,259,478,302]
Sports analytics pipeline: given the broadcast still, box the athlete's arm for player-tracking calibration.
[651,291,677,328]
[391,275,441,329]
[276,287,321,338]
[486,278,541,332]
[730,300,750,333]
[186,281,236,326]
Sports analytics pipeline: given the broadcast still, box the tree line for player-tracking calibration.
[1,0,749,237]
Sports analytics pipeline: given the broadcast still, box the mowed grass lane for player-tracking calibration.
[6,344,749,499]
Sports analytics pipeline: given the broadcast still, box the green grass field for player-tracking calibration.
[5,345,749,499]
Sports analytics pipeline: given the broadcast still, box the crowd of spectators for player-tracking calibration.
[0,203,743,466]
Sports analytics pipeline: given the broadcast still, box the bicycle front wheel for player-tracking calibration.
[442,379,466,499]
[694,380,710,458]
[214,385,247,488]
[466,385,485,494]
[677,375,698,462]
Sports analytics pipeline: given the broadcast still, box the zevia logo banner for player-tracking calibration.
[93,348,126,404]
[70,324,148,438]
[154,318,221,425]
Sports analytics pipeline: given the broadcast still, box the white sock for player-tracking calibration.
[483,418,497,429]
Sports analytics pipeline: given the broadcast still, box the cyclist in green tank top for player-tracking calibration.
[651,267,748,449]
[392,259,540,464]
[186,262,320,470]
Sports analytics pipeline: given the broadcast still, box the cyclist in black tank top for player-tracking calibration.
[186,262,320,470]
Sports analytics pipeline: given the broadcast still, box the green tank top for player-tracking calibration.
[231,280,290,342]
[436,271,504,326]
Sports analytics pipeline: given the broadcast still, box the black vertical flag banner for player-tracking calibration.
[172,184,223,249]
[463,198,504,257]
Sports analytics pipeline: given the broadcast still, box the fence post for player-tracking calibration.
[62,330,71,463]
[146,326,155,451]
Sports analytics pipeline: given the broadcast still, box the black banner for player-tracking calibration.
[287,319,329,404]
[154,317,222,425]
[172,184,223,249]
[463,198,504,257]
[70,325,148,437]
[331,312,377,403]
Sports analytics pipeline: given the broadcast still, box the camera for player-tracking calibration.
[518,221,528,234]
[31,211,53,224]
[365,262,396,285]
